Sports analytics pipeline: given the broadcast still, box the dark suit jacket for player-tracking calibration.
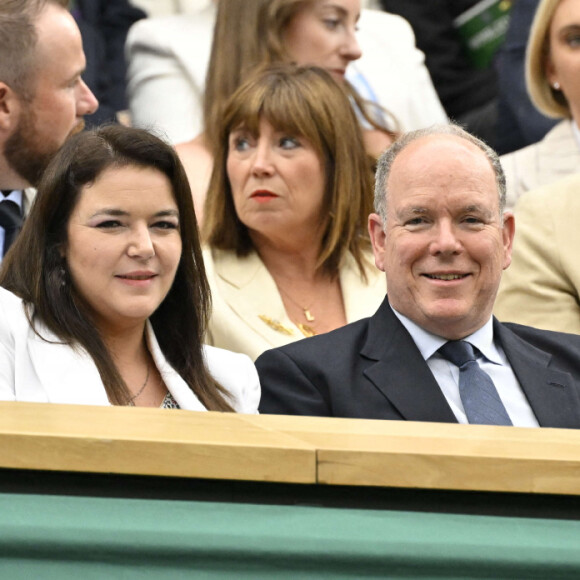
[378,0,496,119]
[73,0,146,126]
[256,297,580,428]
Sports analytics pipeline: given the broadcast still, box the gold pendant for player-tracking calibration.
[297,323,316,337]
[304,309,315,322]
[259,315,295,336]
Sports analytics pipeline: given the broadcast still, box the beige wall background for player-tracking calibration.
[131,0,378,17]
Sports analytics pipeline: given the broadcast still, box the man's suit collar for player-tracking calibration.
[494,321,580,428]
[360,297,458,423]
[360,298,580,428]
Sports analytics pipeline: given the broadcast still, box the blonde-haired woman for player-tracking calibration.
[500,0,580,209]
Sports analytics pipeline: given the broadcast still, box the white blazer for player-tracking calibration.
[126,6,447,144]
[347,9,447,133]
[23,188,35,216]
[0,287,260,412]
[125,3,216,144]
[500,120,580,210]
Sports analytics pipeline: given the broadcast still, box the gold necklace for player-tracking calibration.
[127,362,150,406]
[276,284,316,322]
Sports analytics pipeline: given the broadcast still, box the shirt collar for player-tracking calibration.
[390,305,502,364]
[1,190,23,208]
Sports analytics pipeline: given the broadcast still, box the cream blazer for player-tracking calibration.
[125,6,446,144]
[0,287,260,412]
[494,174,580,335]
[23,188,35,216]
[500,120,580,211]
[204,248,387,361]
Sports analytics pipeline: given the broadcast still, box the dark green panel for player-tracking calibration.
[1,492,580,578]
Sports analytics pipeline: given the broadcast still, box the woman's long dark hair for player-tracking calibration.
[0,125,234,410]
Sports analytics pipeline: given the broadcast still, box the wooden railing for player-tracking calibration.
[1,401,580,496]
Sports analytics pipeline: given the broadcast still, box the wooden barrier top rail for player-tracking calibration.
[1,401,579,495]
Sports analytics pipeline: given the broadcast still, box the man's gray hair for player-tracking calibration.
[373,123,507,223]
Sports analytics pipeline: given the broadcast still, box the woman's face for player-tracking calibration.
[283,0,362,81]
[546,0,580,120]
[226,117,326,246]
[64,165,182,335]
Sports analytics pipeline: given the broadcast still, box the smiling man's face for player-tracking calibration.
[368,134,515,340]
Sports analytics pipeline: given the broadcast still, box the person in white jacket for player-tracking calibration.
[127,0,446,222]
[126,0,446,145]
[0,124,260,412]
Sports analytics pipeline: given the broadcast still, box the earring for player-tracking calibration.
[553,81,561,90]
[58,265,67,288]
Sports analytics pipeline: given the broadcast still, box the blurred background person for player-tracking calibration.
[126,0,216,143]
[377,0,501,149]
[127,0,444,145]
[495,173,580,334]
[71,0,146,127]
[171,0,444,220]
[202,65,386,361]
[500,0,580,209]
[0,0,98,262]
[0,125,259,412]
[127,0,446,220]
[494,0,558,154]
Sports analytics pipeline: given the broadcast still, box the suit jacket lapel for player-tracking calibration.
[361,298,457,423]
[146,322,206,411]
[210,249,385,349]
[210,248,299,347]
[495,320,580,428]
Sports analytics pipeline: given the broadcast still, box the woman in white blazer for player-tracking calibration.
[500,0,580,209]
[0,125,259,412]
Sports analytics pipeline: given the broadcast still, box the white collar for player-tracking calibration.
[390,305,502,365]
[1,190,23,209]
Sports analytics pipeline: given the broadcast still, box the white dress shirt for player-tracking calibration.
[0,190,23,263]
[392,307,540,427]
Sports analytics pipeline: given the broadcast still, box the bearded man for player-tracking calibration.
[0,0,98,260]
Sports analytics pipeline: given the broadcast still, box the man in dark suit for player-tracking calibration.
[0,0,98,260]
[257,124,580,428]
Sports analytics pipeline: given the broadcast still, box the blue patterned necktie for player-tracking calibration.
[0,196,23,257]
[439,340,512,426]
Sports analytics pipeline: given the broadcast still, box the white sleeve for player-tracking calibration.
[125,18,204,144]
[0,289,18,400]
[354,10,448,132]
[203,345,261,414]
